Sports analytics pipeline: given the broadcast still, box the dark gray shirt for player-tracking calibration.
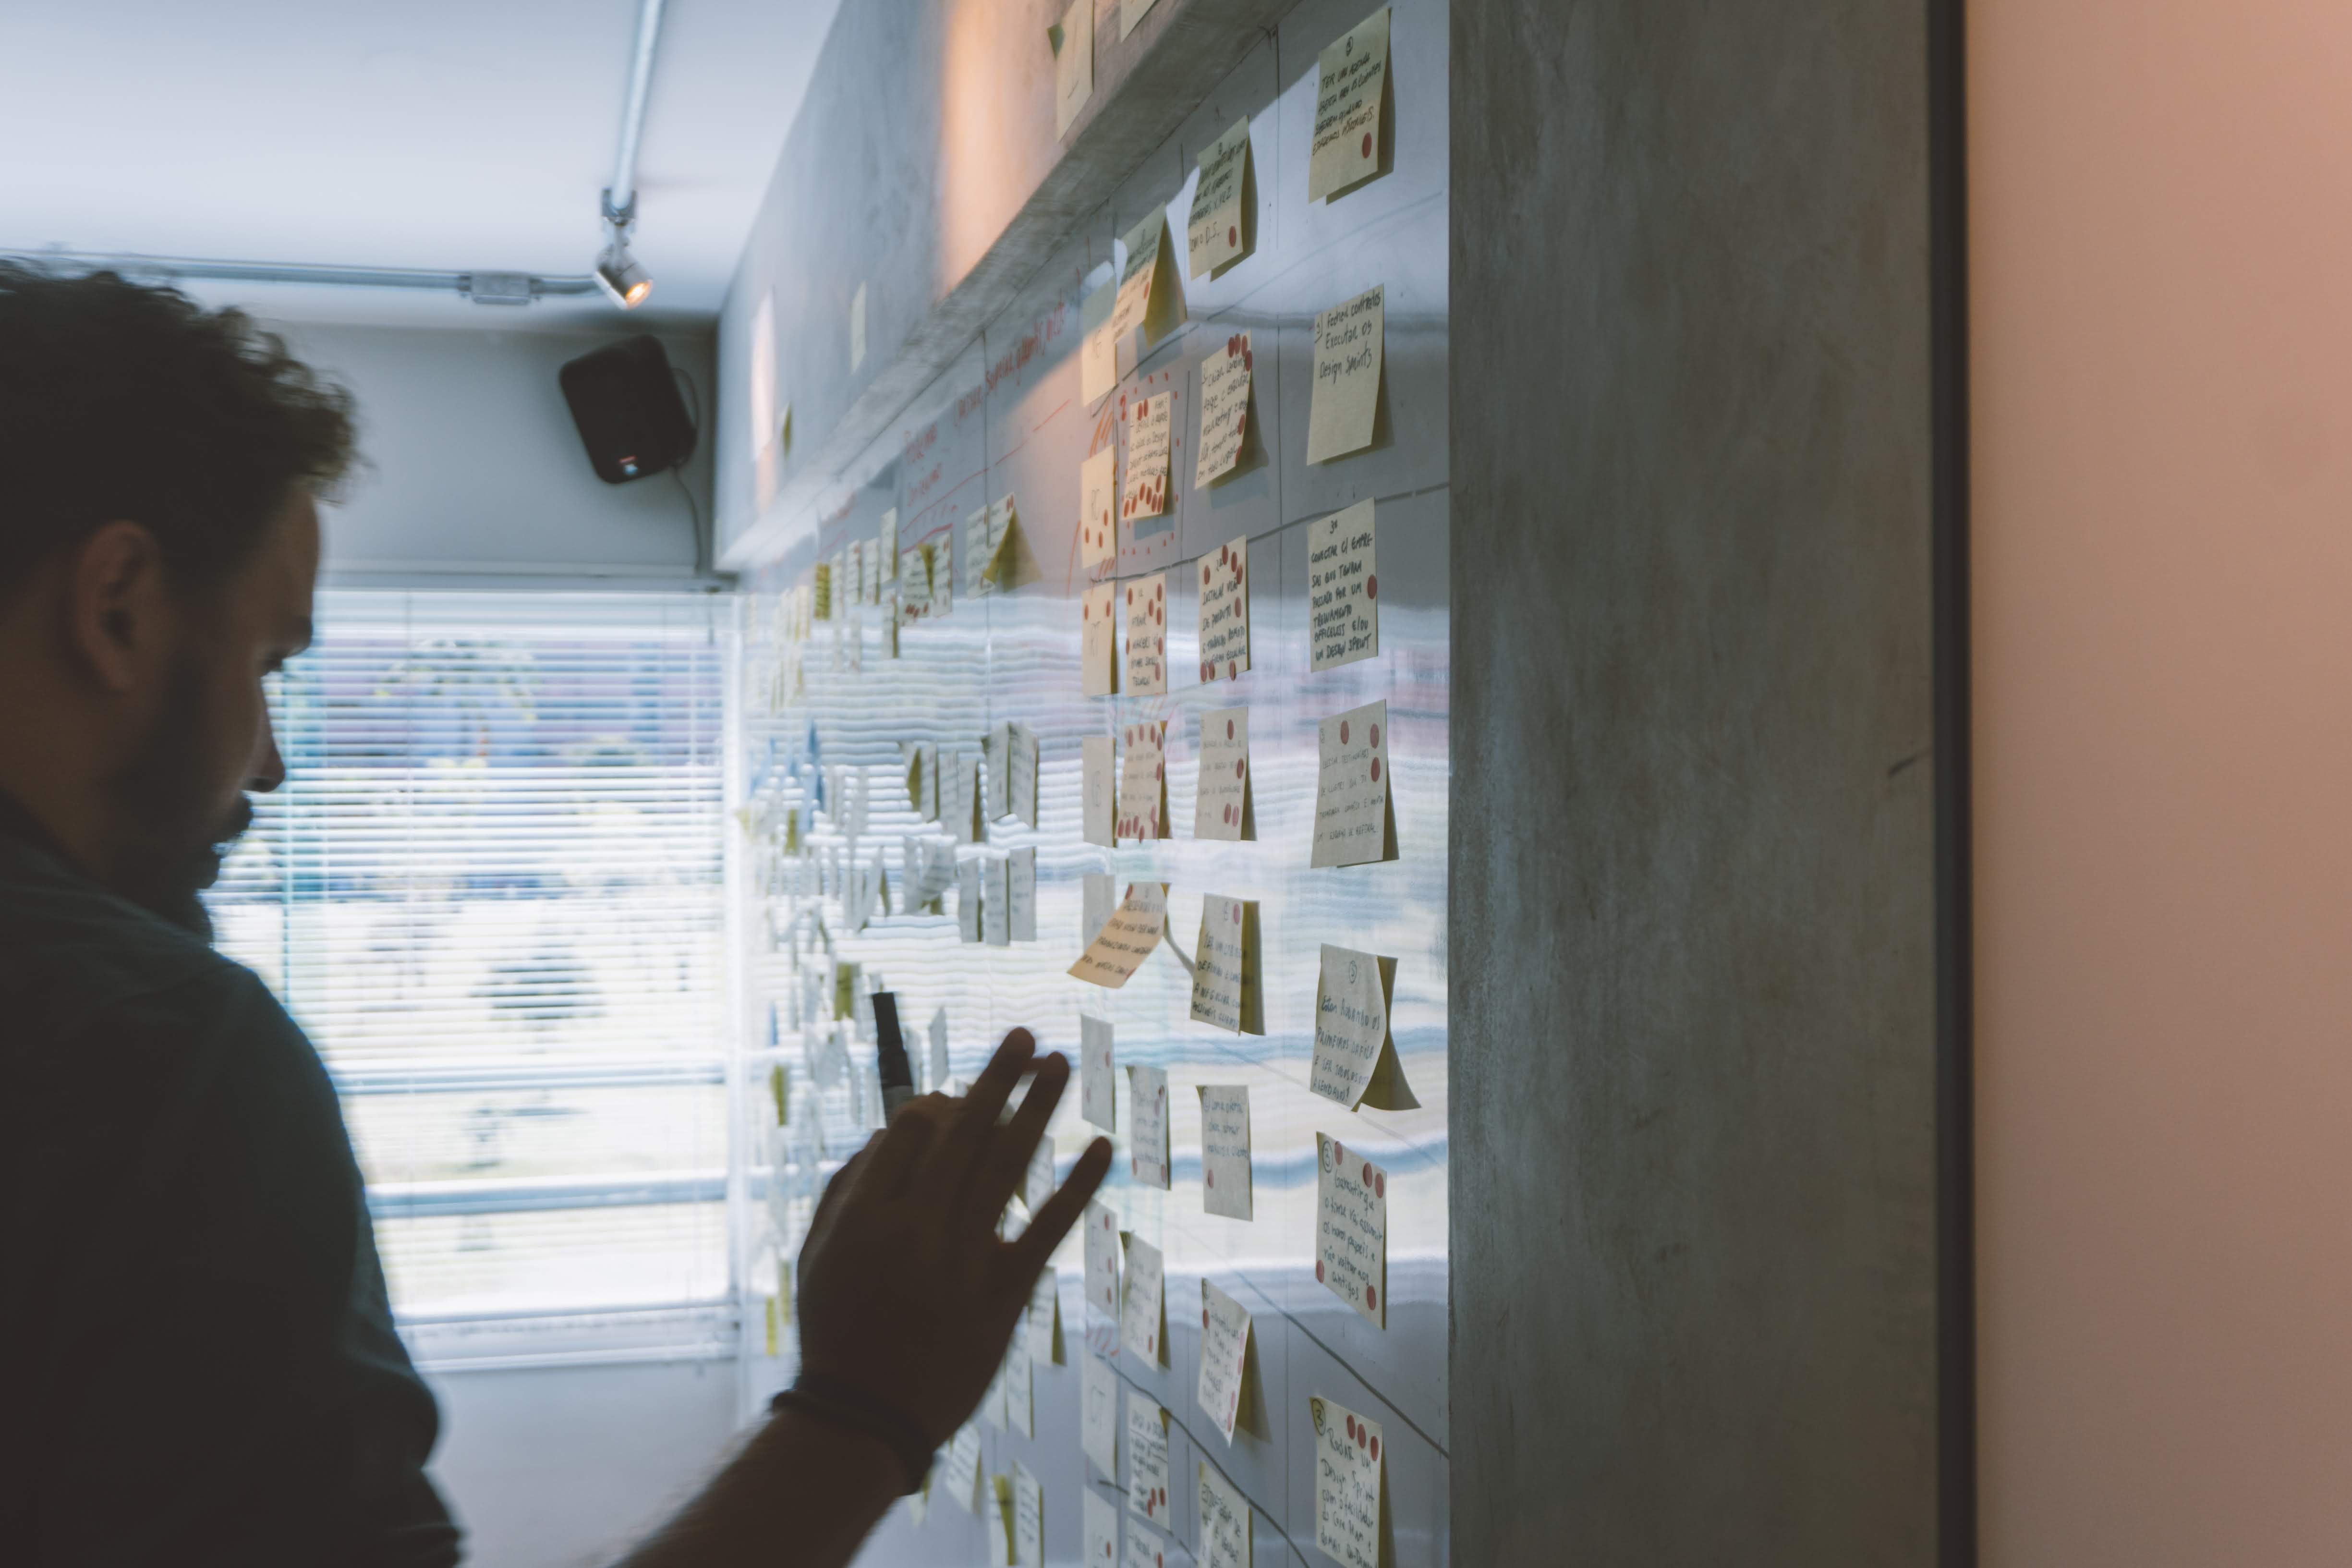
[0,794,461,1565]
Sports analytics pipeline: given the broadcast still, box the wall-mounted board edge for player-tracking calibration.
[718,0,1288,572]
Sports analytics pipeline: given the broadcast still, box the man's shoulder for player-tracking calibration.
[0,833,279,1065]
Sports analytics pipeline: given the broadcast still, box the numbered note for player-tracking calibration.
[1309,7,1391,200]
[1196,333,1254,486]
[1308,499,1378,670]
[1199,1459,1252,1568]
[1310,1396,1384,1568]
[1126,1395,1172,1526]
[1188,117,1254,278]
[1122,394,1173,526]
[1188,894,1262,1034]
[1311,943,1401,1109]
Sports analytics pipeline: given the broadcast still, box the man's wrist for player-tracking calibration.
[769,1372,936,1495]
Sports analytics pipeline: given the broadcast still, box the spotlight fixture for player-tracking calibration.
[594,244,652,309]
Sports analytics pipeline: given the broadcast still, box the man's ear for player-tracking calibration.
[64,521,175,693]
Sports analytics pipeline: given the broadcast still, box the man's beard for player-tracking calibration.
[107,655,257,942]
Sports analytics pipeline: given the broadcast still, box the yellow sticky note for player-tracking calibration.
[1308,7,1391,202]
[942,1424,984,1513]
[1310,700,1395,868]
[1306,286,1384,463]
[1194,707,1251,840]
[1308,499,1378,669]
[1116,719,1167,842]
[1199,1459,1252,1568]
[1198,1084,1253,1221]
[1112,209,1185,351]
[1312,944,1410,1109]
[1315,1135,1388,1328]
[1197,1279,1252,1444]
[1120,0,1157,40]
[1068,882,1165,989]
[1121,393,1173,525]
[1123,574,1167,696]
[1082,582,1119,698]
[1310,1397,1383,1568]
[989,1474,1017,1566]
[1080,445,1118,567]
[1081,275,1117,408]
[1188,118,1254,278]
[1195,332,1254,486]
[1188,895,1262,1034]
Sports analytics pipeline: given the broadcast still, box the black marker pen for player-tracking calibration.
[871,990,916,1122]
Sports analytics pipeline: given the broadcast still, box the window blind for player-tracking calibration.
[207,589,735,1359]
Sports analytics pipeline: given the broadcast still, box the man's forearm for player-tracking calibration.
[614,1408,904,1568]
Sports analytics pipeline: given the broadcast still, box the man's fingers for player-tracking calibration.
[858,1098,946,1200]
[800,1137,876,1266]
[965,1052,1072,1222]
[1007,1135,1113,1279]
[912,1029,1036,1200]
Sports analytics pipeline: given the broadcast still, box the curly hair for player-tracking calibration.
[0,262,357,597]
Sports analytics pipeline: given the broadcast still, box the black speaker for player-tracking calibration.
[558,334,696,485]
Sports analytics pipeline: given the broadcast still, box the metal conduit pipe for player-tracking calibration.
[0,250,601,304]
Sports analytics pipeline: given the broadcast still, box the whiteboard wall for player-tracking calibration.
[728,1,1450,1561]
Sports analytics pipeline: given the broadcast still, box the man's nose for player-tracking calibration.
[250,710,286,794]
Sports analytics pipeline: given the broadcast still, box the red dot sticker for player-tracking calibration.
[1374,1172,1385,1198]
[1234,759,1244,778]
[1227,224,1238,247]
[1227,660,1238,679]
[1206,1170,1215,1187]
[1225,719,1235,740]
[1203,566,1213,585]
[1362,1162,1373,1185]
[1346,1416,1358,1440]
[1366,1285,1378,1311]
[1370,723,1381,748]
[1370,1435,1380,1460]
[1340,720,1350,744]
[1355,1423,1367,1448]
[1366,574,1378,600]
[1201,662,1213,681]
[1316,1259,1326,1281]
[1370,758,1382,783]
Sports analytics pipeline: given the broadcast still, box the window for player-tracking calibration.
[207,590,737,1369]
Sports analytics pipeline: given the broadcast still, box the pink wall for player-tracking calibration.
[1972,1,2352,1560]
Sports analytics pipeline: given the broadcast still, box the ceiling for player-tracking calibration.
[0,0,843,330]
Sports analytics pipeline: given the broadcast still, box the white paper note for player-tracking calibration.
[1080,1014,1118,1131]
[1199,1459,1252,1568]
[1116,720,1166,842]
[1123,572,1167,696]
[1083,871,1116,946]
[1197,1084,1253,1221]
[1085,1487,1122,1566]
[1195,535,1250,682]
[1124,1527,1170,1568]
[928,1007,950,1090]
[1013,1463,1043,1567]
[1310,700,1394,868]
[1083,582,1119,698]
[1004,1328,1034,1437]
[1128,1063,1170,1189]
[1315,1133,1388,1328]
[1083,734,1116,847]
[1194,707,1251,840]
[1308,499,1379,670]
[1082,275,1117,407]
[1028,1265,1063,1363]
[1188,894,1260,1034]
[1080,445,1118,568]
[1308,7,1391,201]
[1306,285,1384,463]
[1085,1200,1122,1321]
[958,857,982,942]
[1126,1395,1172,1526]
[1010,722,1040,827]
[1082,1354,1121,1481]
[1120,0,1157,39]
[982,856,1010,946]
[1188,118,1253,279]
[942,1423,984,1513]
[1310,1396,1384,1568]
[1198,1278,1252,1443]
[1009,846,1037,942]
[1068,881,1166,988]
[1120,1230,1165,1363]
[948,752,982,844]
[1122,394,1173,525]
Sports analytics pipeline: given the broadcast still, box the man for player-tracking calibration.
[0,264,1111,1566]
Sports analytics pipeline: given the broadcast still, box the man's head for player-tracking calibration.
[0,264,354,931]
